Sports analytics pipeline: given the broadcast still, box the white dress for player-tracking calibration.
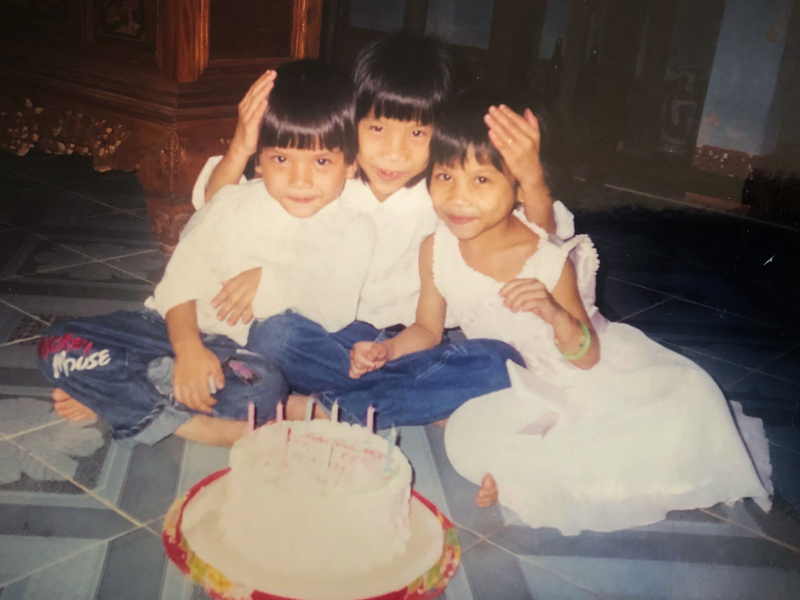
[441,212,772,535]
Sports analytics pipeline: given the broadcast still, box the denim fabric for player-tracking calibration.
[249,312,524,430]
[37,310,288,446]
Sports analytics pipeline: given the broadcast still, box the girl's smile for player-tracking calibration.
[430,147,518,242]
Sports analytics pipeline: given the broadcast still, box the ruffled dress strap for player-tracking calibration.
[514,208,606,331]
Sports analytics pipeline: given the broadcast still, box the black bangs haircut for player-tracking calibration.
[258,59,358,163]
[353,33,452,125]
[429,87,565,195]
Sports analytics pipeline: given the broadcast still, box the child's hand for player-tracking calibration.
[499,278,564,324]
[229,70,277,161]
[212,267,262,325]
[173,344,224,413]
[484,105,544,193]
[349,342,390,378]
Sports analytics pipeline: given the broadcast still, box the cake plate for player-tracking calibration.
[163,468,461,600]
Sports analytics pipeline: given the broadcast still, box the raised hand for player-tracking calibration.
[484,105,544,192]
[349,341,390,378]
[499,277,563,323]
[211,267,262,326]
[230,70,277,161]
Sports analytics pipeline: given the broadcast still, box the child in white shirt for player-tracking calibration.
[38,60,374,446]
[197,34,575,427]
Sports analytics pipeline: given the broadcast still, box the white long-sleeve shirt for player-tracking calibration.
[190,156,576,331]
[148,177,376,345]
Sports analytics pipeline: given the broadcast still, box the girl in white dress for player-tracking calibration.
[350,89,772,535]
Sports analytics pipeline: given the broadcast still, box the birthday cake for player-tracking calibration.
[217,420,413,578]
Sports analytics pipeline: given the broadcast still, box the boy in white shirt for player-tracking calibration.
[38,60,374,446]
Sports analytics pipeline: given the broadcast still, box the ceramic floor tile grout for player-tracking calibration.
[606,275,795,333]
[698,507,800,554]
[3,417,65,441]
[0,334,42,348]
[0,250,160,283]
[0,298,52,324]
[482,536,606,598]
[0,525,143,589]
[768,438,800,457]
[615,296,674,323]
[0,257,100,282]
[6,435,147,528]
[100,261,159,284]
[747,341,800,379]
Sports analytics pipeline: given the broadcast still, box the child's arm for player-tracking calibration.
[484,105,558,235]
[500,259,600,369]
[350,235,446,378]
[166,301,225,413]
[202,70,276,205]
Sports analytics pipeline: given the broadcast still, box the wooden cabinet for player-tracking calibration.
[0,0,323,249]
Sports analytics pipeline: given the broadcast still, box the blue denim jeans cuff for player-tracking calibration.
[118,404,192,448]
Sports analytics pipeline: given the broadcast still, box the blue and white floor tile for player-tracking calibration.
[0,152,798,598]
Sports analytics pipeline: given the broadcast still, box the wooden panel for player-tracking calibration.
[161,0,209,82]
[0,0,322,248]
[209,0,294,60]
[91,0,158,55]
[0,0,81,50]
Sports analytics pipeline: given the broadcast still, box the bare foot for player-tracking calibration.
[52,388,97,422]
[476,473,499,508]
[285,395,331,420]
[174,415,249,447]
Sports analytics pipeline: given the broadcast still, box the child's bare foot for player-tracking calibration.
[285,395,331,420]
[52,388,97,421]
[476,473,499,508]
[175,415,249,447]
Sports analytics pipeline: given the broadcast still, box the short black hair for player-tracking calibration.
[429,87,564,195]
[353,33,452,125]
[258,59,358,163]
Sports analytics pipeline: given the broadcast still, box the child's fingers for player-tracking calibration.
[241,306,254,325]
[503,288,548,312]
[523,108,540,133]
[489,105,531,144]
[226,300,247,326]
[499,278,544,297]
[485,112,516,146]
[498,105,539,140]
[212,363,225,391]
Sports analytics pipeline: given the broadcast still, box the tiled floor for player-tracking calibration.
[1,151,799,599]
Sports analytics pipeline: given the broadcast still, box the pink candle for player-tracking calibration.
[276,401,284,422]
[366,405,375,432]
[247,402,255,432]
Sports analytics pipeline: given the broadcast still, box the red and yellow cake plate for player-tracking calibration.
[163,469,461,600]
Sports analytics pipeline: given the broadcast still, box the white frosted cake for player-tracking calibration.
[218,420,413,578]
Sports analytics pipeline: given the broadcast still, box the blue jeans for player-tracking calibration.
[37,310,288,447]
[249,312,524,430]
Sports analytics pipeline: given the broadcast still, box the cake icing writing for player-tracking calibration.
[218,420,412,578]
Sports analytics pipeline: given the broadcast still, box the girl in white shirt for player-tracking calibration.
[352,87,770,534]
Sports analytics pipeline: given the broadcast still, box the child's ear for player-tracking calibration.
[346,162,358,179]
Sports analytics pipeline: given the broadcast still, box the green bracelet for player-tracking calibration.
[557,321,591,360]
